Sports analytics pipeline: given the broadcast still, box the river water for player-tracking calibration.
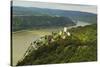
[12,21,91,66]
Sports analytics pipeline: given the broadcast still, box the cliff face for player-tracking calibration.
[17,24,97,66]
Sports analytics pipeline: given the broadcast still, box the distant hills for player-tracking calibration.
[12,6,97,31]
[12,15,75,31]
[12,6,97,23]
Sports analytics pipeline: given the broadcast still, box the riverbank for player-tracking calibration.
[12,21,92,66]
[12,27,63,66]
[17,24,97,66]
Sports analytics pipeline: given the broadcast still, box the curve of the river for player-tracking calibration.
[12,21,91,66]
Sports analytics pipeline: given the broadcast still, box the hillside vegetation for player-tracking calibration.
[12,15,75,31]
[13,6,97,23]
[17,24,97,66]
[12,6,97,32]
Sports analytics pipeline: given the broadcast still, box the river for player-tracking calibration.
[12,21,91,66]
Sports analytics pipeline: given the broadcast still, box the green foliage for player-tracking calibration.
[17,24,97,66]
[12,15,75,31]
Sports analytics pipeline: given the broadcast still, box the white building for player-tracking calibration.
[64,27,71,36]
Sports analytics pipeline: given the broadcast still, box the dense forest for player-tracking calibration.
[17,24,97,66]
[12,15,75,31]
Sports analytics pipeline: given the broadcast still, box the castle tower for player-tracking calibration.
[64,27,67,33]
[64,27,70,36]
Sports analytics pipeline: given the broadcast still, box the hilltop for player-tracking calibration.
[16,24,97,66]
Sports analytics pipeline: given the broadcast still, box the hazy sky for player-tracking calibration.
[12,1,97,14]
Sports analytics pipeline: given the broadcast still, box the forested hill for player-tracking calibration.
[12,15,75,31]
[12,6,97,23]
[17,24,97,66]
[12,6,97,31]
